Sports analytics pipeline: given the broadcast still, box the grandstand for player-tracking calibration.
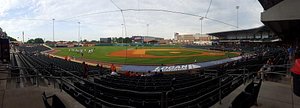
[1,32,299,107]
[0,0,300,108]
[2,43,286,108]
[208,26,279,44]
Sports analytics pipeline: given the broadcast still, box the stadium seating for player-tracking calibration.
[19,45,51,53]
[62,56,263,107]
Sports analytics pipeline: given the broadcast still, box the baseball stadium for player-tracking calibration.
[0,0,300,108]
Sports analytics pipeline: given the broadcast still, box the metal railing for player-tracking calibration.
[0,64,262,108]
[3,53,282,108]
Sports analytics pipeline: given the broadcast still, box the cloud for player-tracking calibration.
[0,0,264,41]
[0,0,20,16]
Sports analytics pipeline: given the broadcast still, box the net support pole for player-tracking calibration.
[36,70,39,87]
[60,70,63,92]
[218,73,222,104]
[243,66,246,85]
[161,92,167,108]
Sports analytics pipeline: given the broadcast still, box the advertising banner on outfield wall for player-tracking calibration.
[121,56,242,72]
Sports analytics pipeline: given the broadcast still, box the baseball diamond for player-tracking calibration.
[53,46,240,65]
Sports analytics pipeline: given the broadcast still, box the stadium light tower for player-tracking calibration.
[146,24,149,36]
[236,6,240,41]
[52,18,55,42]
[236,6,239,30]
[22,31,24,43]
[199,17,204,36]
[121,24,124,44]
[121,24,124,37]
[78,22,81,45]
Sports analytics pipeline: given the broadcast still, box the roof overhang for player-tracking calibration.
[261,0,300,40]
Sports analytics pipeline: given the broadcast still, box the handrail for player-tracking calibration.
[168,74,246,108]
[0,75,40,80]
[0,75,75,81]
[265,71,289,76]
[9,56,266,95]
[172,68,246,92]
[61,79,135,108]
[166,66,261,107]
[17,52,134,108]
[3,64,256,108]
[268,64,291,68]
[57,67,163,95]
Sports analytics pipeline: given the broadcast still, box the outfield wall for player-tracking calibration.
[121,56,243,72]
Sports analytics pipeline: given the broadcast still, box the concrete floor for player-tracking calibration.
[212,80,300,108]
[0,63,84,108]
[1,86,85,108]
[253,81,300,108]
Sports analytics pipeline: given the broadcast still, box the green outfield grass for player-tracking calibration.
[53,46,239,65]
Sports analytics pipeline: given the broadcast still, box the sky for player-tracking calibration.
[0,0,264,41]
